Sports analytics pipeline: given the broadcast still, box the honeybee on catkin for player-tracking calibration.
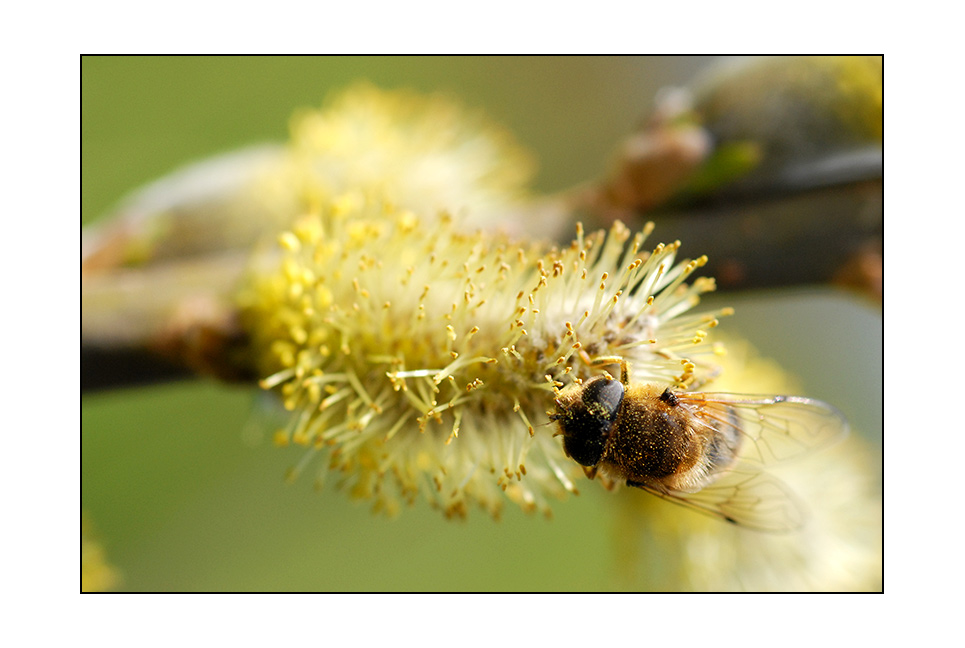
[550,358,847,532]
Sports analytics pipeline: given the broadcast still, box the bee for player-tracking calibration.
[550,358,847,532]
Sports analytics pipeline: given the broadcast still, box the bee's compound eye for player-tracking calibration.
[582,376,625,420]
[563,433,607,468]
[558,377,625,468]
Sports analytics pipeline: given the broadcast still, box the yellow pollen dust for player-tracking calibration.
[241,202,729,519]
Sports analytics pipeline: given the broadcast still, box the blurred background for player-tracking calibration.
[81,56,882,591]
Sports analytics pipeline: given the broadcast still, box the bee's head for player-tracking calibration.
[551,376,625,467]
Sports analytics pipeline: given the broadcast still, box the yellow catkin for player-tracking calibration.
[239,198,727,519]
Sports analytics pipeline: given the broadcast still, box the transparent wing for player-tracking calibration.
[626,391,848,532]
[631,467,809,533]
[675,392,848,465]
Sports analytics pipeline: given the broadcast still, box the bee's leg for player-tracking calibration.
[578,351,630,386]
[585,465,622,491]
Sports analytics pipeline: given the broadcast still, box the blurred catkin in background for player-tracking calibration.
[82,56,881,592]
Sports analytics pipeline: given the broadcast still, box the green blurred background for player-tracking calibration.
[81,56,882,591]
